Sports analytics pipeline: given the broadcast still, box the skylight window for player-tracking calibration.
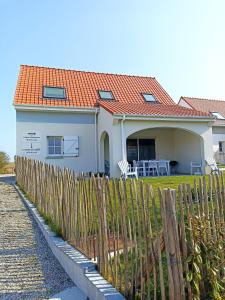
[98,90,114,100]
[43,86,66,99]
[142,93,156,102]
[211,112,225,119]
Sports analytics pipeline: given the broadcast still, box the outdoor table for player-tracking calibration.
[138,160,170,176]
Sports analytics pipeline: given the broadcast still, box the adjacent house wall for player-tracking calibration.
[212,126,225,163]
[178,99,193,109]
[16,111,97,173]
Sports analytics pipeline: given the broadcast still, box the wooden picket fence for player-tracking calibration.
[15,156,225,300]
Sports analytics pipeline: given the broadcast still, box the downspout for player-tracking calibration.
[94,108,98,173]
[121,115,126,160]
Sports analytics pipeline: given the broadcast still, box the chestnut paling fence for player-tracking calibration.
[16,156,225,300]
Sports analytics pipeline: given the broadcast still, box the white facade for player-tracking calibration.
[16,105,213,177]
[16,109,97,173]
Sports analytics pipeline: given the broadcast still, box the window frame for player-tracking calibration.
[98,90,114,100]
[43,86,66,99]
[47,136,63,157]
[141,93,157,103]
[219,141,224,153]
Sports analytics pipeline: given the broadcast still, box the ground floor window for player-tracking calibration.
[127,139,155,164]
[218,141,225,153]
[47,136,63,156]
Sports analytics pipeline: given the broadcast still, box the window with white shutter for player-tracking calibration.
[63,136,79,157]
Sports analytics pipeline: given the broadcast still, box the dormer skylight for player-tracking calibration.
[142,93,156,102]
[43,86,66,99]
[211,112,225,119]
[98,90,114,100]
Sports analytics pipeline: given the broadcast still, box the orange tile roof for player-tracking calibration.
[14,65,175,108]
[180,96,225,124]
[99,101,210,118]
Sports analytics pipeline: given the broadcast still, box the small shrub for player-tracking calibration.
[0,151,10,173]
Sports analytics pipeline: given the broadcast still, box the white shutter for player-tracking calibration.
[63,136,79,157]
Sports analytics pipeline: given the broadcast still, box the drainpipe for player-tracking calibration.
[94,108,98,173]
[121,115,126,160]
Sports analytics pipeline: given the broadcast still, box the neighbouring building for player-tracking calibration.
[179,96,225,164]
[14,65,214,177]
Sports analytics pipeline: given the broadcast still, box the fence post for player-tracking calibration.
[160,188,185,300]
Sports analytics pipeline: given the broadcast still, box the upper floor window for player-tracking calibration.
[98,90,114,100]
[142,93,156,102]
[211,112,225,119]
[43,86,66,99]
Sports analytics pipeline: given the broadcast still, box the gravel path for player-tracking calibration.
[0,181,74,299]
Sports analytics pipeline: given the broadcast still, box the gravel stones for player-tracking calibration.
[0,182,74,299]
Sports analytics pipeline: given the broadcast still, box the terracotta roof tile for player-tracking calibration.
[180,96,225,124]
[99,101,211,118]
[14,65,174,107]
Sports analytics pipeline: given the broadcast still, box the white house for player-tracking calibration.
[14,65,214,177]
[179,96,225,164]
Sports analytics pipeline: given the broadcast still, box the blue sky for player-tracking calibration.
[1,0,225,160]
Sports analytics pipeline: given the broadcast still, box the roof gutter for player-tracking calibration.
[14,104,99,114]
[113,113,213,122]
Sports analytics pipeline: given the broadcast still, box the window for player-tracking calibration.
[219,141,224,153]
[142,93,156,102]
[43,86,66,99]
[47,136,62,156]
[127,139,155,164]
[211,112,225,119]
[98,90,114,100]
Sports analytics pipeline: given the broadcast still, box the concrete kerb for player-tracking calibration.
[14,185,125,300]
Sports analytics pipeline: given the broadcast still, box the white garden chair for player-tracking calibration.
[205,157,225,174]
[190,161,202,175]
[118,160,138,179]
[133,160,144,177]
[158,160,169,176]
[146,160,159,176]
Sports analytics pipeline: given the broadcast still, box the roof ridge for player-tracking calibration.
[181,96,225,103]
[20,64,156,79]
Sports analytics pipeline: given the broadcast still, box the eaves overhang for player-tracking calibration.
[14,104,99,114]
[112,113,214,123]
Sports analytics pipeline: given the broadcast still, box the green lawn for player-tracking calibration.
[141,174,202,191]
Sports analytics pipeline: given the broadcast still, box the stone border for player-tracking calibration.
[15,185,125,300]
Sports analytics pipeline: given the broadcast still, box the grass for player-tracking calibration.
[0,162,15,174]
[141,174,202,191]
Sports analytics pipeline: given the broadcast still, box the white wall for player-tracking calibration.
[174,129,202,173]
[98,107,115,173]
[16,111,97,173]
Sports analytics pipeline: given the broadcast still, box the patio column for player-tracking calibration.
[120,115,126,161]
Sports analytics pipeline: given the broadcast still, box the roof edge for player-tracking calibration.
[180,96,225,104]
[14,104,99,113]
[112,113,213,121]
[20,64,156,79]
